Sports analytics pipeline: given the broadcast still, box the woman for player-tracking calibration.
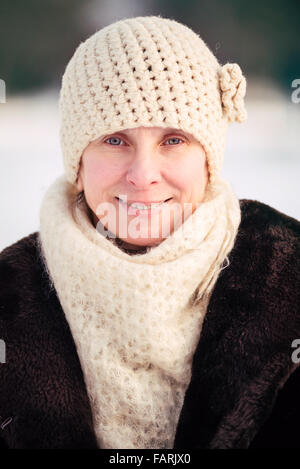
[0,16,299,449]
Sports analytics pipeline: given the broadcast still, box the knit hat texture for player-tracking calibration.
[59,16,247,186]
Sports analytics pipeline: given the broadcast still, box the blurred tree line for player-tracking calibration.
[0,0,299,94]
[0,0,85,93]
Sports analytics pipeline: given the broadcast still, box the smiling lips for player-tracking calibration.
[116,197,172,208]
[116,197,172,214]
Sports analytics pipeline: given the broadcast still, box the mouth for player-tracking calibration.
[115,197,173,214]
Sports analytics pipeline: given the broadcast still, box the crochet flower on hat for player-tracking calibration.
[219,63,247,123]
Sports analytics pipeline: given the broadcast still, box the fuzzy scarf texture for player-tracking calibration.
[38,175,241,449]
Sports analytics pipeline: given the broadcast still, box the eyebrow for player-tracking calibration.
[161,128,188,137]
[104,128,188,138]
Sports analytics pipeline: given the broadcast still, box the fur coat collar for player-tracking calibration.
[0,199,299,449]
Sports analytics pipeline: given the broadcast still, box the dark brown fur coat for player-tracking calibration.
[0,199,299,449]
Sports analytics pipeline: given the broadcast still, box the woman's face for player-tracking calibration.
[76,126,208,248]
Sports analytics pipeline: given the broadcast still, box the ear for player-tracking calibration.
[75,172,84,192]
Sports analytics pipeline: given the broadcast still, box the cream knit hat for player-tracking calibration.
[59,16,247,186]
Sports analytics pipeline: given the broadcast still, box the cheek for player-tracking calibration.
[82,155,120,204]
[172,155,207,192]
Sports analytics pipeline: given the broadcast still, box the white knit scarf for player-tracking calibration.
[38,175,241,449]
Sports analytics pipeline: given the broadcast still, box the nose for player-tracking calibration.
[126,154,162,188]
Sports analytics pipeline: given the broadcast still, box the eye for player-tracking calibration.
[164,137,184,145]
[105,136,125,146]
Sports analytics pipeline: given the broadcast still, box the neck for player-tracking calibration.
[87,204,151,254]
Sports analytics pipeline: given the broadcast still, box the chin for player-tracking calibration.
[121,237,163,248]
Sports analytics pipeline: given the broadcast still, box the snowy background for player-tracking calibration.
[0,80,299,252]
